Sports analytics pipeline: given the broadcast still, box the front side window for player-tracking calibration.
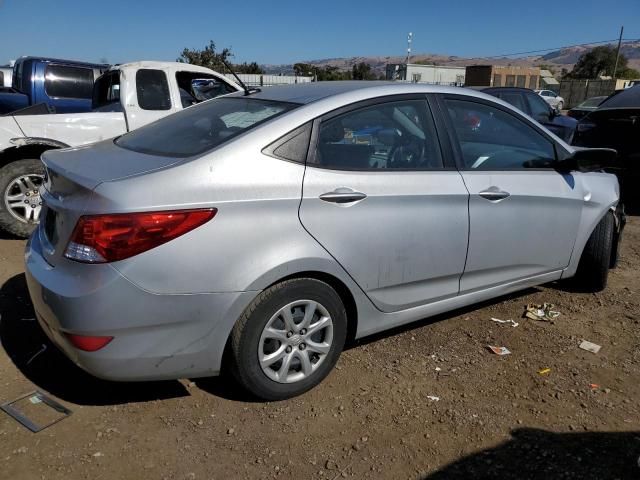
[44,65,94,99]
[313,99,443,170]
[445,98,556,170]
[116,97,297,157]
[176,71,237,108]
[136,69,171,111]
[496,92,527,112]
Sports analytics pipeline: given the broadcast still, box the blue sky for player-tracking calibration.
[1,0,639,66]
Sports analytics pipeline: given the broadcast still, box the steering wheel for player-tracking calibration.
[389,138,425,168]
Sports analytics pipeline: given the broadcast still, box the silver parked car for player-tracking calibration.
[25,82,622,400]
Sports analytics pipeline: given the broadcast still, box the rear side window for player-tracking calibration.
[45,65,94,99]
[313,99,443,170]
[116,97,297,157]
[136,69,171,111]
[92,72,121,111]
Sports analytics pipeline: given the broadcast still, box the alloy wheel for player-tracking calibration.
[4,174,44,224]
[258,300,334,384]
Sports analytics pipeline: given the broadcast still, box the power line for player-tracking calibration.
[486,37,640,58]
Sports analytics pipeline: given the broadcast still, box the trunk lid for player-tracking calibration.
[39,139,182,266]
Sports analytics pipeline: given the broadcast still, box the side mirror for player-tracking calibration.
[557,148,618,172]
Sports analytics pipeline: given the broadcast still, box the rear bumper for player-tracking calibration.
[24,232,256,381]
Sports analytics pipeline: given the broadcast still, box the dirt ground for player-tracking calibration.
[1,219,639,480]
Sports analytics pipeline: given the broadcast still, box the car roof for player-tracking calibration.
[15,56,108,68]
[240,81,482,105]
[481,87,533,94]
[598,85,640,109]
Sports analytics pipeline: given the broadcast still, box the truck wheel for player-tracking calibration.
[574,212,614,292]
[229,278,347,401]
[0,159,45,238]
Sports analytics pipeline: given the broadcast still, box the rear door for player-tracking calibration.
[439,95,583,293]
[125,68,177,130]
[299,95,469,313]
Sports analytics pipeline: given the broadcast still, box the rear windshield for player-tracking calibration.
[116,97,298,157]
[579,96,606,108]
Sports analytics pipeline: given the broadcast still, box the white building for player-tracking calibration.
[386,63,465,85]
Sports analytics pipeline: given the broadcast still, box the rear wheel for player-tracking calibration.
[0,159,45,238]
[229,278,347,400]
[574,212,614,292]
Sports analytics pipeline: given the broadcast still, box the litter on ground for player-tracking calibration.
[579,340,602,354]
[487,345,511,356]
[426,396,440,402]
[538,368,551,375]
[524,303,560,322]
[491,317,519,327]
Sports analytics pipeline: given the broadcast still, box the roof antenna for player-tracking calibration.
[221,58,260,96]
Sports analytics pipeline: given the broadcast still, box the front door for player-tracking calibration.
[299,96,469,313]
[440,96,584,293]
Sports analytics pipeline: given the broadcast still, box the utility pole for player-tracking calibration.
[406,32,413,64]
[613,25,624,79]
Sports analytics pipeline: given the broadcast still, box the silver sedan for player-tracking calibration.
[25,82,623,400]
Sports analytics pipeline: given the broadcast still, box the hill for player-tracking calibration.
[263,41,640,77]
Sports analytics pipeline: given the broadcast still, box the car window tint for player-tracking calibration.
[497,92,527,112]
[116,97,297,157]
[136,69,171,111]
[445,99,556,170]
[527,92,551,119]
[313,99,443,170]
[44,65,94,99]
[265,123,312,163]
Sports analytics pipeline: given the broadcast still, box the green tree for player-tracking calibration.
[178,40,233,72]
[568,45,638,79]
[235,62,264,74]
[352,62,376,80]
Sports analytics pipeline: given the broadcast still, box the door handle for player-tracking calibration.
[479,187,510,202]
[319,188,367,204]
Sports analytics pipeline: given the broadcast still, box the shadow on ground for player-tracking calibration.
[0,273,190,406]
[424,428,640,479]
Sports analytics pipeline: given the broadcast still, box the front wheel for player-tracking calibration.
[229,278,347,400]
[557,101,564,111]
[574,212,614,292]
[0,159,45,238]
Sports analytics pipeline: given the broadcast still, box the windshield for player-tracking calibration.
[579,96,606,108]
[116,97,298,157]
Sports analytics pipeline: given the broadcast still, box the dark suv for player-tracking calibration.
[482,87,577,143]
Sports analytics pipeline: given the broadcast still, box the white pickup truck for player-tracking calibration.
[0,61,241,237]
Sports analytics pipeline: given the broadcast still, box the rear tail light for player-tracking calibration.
[65,333,114,352]
[65,208,216,263]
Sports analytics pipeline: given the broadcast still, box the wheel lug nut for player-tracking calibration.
[286,331,293,338]
[299,343,306,350]
[300,329,307,335]
[285,346,292,353]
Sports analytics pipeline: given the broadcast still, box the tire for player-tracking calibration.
[229,278,347,401]
[0,159,45,238]
[575,212,614,292]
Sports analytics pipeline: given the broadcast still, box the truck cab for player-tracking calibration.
[0,57,108,115]
[0,61,242,237]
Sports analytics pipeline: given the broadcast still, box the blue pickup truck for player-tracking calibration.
[0,57,108,115]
